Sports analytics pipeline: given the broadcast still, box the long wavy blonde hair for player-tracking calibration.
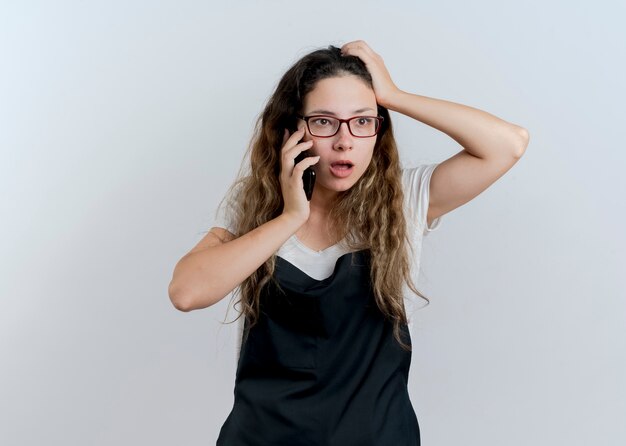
[217,45,430,351]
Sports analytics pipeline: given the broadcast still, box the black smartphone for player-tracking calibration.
[287,122,316,201]
[294,150,316,201]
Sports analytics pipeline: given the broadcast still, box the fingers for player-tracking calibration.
[293,154,320,173]
[341,40,379,60]
[282,126,306,151]
[282,128,292,149]
[279,128,313,180]
[280,125,313,173]
[341,40,364,54]
[292,140,314,157]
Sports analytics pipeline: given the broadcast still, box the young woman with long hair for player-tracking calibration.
[169,40,529,445]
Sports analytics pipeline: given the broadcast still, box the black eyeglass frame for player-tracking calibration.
[295,113,384,138]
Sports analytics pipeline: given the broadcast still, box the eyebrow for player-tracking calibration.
[308,107,375,116]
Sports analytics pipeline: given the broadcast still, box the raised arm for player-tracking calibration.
[340,40,530,225]
[385,90,528,224]
[168,124,320,312]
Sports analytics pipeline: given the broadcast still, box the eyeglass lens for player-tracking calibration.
[308,116,379,137]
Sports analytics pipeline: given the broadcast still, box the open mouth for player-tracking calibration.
[330,161,354,170]
[329,161,354,177]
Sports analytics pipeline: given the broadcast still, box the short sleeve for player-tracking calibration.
[212,184,240,236]
[401,163,443,236]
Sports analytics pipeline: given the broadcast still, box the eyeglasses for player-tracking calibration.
[296,114,384,138]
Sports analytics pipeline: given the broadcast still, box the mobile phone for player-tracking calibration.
[294,150,316,201]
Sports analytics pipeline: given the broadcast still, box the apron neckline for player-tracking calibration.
[275,248,370,291]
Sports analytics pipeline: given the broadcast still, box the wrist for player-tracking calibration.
[379,88,406,110]
[278,212,307,231]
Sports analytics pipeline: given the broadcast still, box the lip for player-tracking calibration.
[329,164,354,178]
[330,160,354,167]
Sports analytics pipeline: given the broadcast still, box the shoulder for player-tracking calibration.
[400,163,438,201]
[213,179,247,236]
[401,163,438,184]
[400,163,443,233]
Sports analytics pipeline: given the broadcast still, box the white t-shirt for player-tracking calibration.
[212,163,443,349]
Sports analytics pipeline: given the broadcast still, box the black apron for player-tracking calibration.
[216,249,420,445]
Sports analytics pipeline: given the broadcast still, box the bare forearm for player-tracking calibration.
[169,213,303,311]
[383,90,528,158]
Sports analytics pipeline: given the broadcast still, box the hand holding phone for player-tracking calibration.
[279,127,319,222]
[294,150,316,201]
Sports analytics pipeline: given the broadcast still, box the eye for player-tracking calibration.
[356,117,373,126]
[312,118,332,126]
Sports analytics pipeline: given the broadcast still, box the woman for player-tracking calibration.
[168,40,529,445]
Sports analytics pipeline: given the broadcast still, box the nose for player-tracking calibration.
[333,121,353,150]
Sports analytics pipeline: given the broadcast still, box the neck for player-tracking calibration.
[308,185,339,215]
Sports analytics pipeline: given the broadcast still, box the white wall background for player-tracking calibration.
[1,1,624,445]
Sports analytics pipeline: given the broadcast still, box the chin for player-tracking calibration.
[331,180,357,192]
